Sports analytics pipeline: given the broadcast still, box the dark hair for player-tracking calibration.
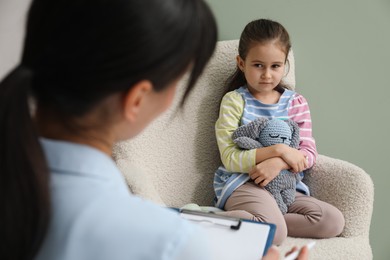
[0,0,217,259]
[226,19,291,92]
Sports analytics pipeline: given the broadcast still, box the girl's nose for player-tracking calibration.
[261,69,271,79]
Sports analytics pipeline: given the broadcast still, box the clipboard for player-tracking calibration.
[177,209,276,260]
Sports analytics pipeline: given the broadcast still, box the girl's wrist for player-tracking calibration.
[274,144,287,157]
[269,157,290,170]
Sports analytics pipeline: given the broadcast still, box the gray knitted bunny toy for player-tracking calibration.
[232,117,302,214]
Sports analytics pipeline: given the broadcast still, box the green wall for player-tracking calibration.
[205,0,390,259]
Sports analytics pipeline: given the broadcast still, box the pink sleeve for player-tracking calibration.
[288,94,318,169]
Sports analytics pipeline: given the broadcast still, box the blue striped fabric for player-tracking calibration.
[213,86,309,209]
[237,86,294,124]
[213,167,250,208]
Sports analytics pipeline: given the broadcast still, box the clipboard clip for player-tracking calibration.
[179,209,242,230]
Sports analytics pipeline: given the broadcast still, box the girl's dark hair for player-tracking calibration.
[0,0,217,259]
[226,19,291,92]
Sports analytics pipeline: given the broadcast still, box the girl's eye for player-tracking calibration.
[272,64,281,68]
[269,134,280,138]
[254,64,263,68]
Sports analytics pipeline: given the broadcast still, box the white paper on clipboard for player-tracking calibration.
[179,209,276,260]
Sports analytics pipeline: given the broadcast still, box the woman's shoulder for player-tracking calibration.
[89,193,192,234]
[76,195,201,259]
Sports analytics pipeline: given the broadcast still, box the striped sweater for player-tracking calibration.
[213,86,318,209]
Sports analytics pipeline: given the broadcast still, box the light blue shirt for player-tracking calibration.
[36,138,209,260]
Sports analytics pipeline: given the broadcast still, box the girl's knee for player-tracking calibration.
[286,197,345,239]
[316,204,345,238]
[325,206,345,237]
[273,223,287,245]
[252,215,287,245]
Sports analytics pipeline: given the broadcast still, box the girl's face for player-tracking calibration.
[237,41,287,96]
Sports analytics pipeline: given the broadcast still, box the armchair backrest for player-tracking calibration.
[113,40,296,207]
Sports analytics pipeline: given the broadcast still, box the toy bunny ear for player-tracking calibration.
[286,120,300,148]
[232,117,269,141]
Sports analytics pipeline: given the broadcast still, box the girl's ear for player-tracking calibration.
[122,80,153,123]
[236,55,245,72]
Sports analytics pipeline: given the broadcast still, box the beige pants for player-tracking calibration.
[218,181,345,245]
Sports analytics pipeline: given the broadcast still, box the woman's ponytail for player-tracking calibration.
[0,66,50,259]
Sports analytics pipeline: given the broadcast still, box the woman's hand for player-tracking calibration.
[275,144,308,173]
[262,245,309,260]
[249,157,288,187]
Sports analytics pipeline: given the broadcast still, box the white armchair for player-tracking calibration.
[113,40,374,259]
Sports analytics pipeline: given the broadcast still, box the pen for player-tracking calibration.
[283,241,316,260]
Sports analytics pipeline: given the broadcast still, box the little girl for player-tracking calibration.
[213,19,345,245]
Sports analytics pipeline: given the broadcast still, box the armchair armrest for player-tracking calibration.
[303,154,374,238]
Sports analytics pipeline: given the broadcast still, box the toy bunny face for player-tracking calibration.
[258,119,292,147]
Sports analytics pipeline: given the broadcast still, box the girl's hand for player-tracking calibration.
[276,144,308,173]
[249,157,287,187]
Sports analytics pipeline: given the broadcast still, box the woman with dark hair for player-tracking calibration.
[1,0,216,259]
[0,0,308,259]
